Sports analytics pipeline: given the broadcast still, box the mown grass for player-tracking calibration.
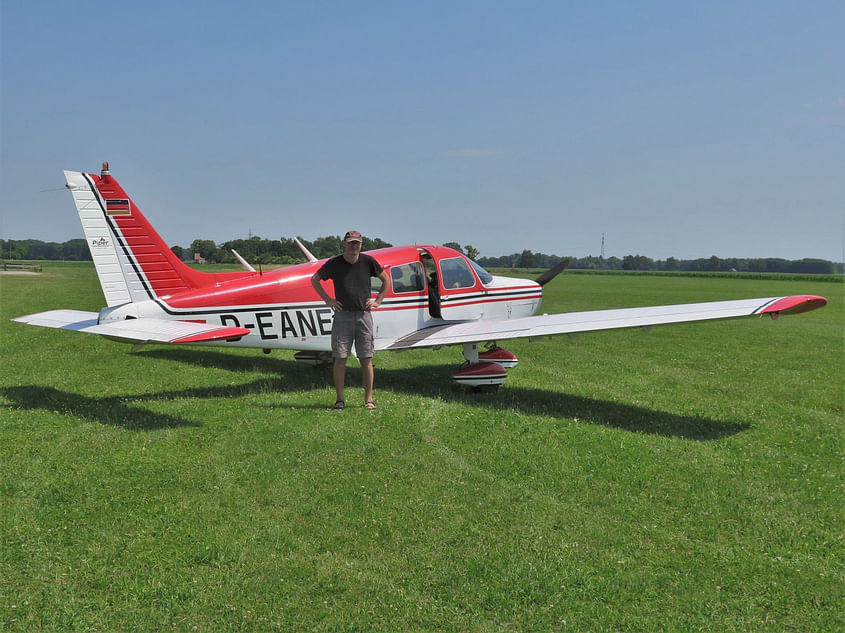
[1,264,842,632]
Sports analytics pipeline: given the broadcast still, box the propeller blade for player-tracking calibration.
[534,258,570,286]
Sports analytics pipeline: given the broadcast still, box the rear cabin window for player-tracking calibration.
[440,257,476,289]
[390,262,425,294]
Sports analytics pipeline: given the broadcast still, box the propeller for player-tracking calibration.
[534,258,570,286]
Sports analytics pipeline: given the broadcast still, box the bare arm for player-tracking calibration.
[311,272,342,312]
[367,269,390,309]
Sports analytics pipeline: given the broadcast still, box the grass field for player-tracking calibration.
[1,263,842,632]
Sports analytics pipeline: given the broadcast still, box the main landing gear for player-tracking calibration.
[452,342,518,392]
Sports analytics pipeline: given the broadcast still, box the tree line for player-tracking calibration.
[177,235,392,265]
[476,250,843,275]
[1,237,841,275]
[1,238,91,261]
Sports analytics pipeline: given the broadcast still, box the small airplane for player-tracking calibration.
[12,163,828,391]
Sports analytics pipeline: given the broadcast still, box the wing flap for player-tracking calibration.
[382,295,827,350]
[12,309,250,344]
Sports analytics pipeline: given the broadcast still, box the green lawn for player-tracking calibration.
[1,264,842,632]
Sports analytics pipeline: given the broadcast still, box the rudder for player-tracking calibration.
[66,163,207,305]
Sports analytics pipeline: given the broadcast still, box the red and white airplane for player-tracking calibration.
[13,163,828,390]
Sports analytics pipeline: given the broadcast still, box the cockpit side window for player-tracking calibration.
[390,261,425,294]
[469,259,493,286]
[440,257,476,289]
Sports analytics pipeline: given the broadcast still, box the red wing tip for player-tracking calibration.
[760,295,827,316]
[173,327,251,343]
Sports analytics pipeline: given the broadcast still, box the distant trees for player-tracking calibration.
[442,243,481,261]
[519,250,536,268]
[475,252,842,274]
[1,237,841,274]
[189,239,218,260]
[677,256,838,275]
[477,251,568,269]
[622,254,654,271]
[180,234,394,264]
[790,259,838,274]
[0,238,90,261]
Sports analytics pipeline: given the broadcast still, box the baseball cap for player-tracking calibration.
[343,230,363,243]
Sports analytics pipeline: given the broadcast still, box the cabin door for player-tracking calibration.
[421,249,483,321]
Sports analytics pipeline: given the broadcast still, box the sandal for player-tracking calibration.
[332,400,345,410]
[365,400,377,410]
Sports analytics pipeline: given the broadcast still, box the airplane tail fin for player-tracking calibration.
[66,163,213,306]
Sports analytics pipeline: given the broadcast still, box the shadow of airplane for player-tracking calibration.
[1,385,200,431]
[128,348,749,441]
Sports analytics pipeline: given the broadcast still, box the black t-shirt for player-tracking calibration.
[317,253,384,312]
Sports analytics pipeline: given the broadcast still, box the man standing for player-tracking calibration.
[311,230,389,410]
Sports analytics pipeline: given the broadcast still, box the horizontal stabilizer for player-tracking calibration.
[382,295,827,350]
[12,309,99,331]
[12,310,251,344]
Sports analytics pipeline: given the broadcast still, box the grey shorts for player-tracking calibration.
[331,310,375,359]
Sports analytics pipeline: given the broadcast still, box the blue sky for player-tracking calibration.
[2,1,842,261]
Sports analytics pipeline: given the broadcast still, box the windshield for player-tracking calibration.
[469,259,493,286]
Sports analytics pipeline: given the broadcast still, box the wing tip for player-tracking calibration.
[759,295,827,316]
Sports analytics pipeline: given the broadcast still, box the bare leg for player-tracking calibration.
[333,357,347,403]
[360,357,374,403]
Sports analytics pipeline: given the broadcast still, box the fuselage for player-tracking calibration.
[99,245,543,352]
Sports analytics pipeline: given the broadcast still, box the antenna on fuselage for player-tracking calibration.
[294,237,318,263]
[231,249,257,272]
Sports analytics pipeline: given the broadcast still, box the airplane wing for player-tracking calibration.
[11,309,251,344]
[383,295,827,350]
